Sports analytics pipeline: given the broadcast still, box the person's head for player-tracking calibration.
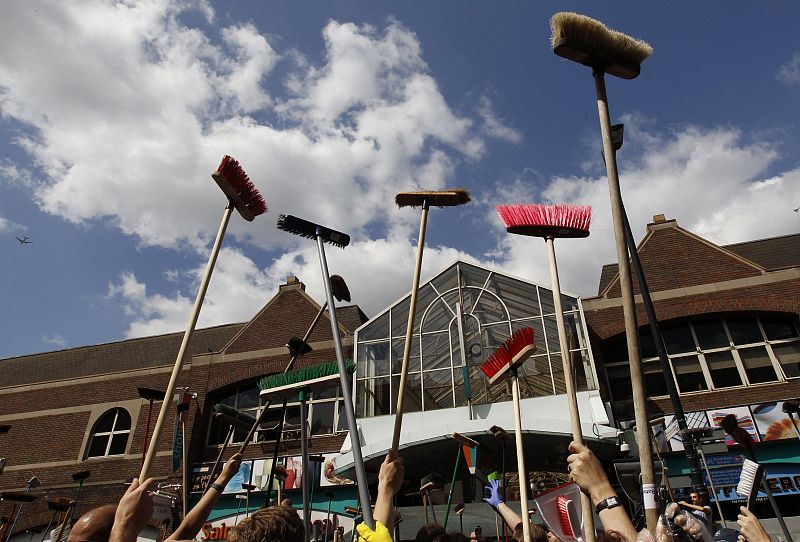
[512,522,547,542]
[689,492,703,505]
[596,531,628,542]
[229,506,304,542]
[416,523,446,542]
[67,505,117,542]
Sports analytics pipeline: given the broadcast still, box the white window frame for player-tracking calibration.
[86,408,131,459]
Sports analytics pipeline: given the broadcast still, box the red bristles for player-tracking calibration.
[212,155,267,221]
[479,327,535,385]
[496,203,591,239]
[557,495,576,537]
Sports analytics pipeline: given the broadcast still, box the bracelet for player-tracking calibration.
[595,495,621,514]
[210,482,225,493]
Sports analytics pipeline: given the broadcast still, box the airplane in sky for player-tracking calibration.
[16,236,33,244]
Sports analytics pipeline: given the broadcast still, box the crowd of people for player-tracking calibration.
[62,441,773,542]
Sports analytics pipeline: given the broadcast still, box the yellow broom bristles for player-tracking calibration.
[550,12,653,66]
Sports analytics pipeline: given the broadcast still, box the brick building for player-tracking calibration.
[2,215,799,540]
[583,215,800,521]
[0,277,367,541]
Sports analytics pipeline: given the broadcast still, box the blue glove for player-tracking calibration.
[483,478,503,509]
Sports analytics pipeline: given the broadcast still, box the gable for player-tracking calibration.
[602,223,764,298]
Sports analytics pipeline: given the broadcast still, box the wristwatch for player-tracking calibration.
[595,495,621,514]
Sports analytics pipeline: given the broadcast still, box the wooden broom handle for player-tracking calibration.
[511,374,531,542]
[391,201,429,453]
[140,203,233,481]
[546,237,596,542]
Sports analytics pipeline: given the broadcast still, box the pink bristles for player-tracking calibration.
[480,327,535,385]
[496,203,591,239]
[212,155,267,221]
[557,495,575,537]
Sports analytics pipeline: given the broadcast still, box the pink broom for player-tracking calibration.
[479,327,536,542]
[139,156,267,482]
[496,203,594,539]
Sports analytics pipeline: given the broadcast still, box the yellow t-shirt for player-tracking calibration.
[355,520,392,542]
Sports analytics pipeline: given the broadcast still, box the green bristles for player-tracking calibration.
[213,403,257,426]
[550,12,653,66]
[258,360,355,392]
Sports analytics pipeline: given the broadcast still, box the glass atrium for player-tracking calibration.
[354,261,597,417]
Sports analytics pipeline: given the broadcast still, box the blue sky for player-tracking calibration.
[1,1,799,359]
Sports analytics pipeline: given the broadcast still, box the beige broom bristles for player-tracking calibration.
[550,12,653,66]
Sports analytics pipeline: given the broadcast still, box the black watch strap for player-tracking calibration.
[595,495,621,514]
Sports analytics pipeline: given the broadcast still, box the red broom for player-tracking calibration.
[496,203,595,537]
[480,327,536,542]
[139,156,267,482]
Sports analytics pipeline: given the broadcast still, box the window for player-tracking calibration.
[355,262,596,415]
[207,384,348,447]
[86,408,131,458]
[604,314,800,401]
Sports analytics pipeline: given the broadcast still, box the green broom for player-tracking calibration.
[550,11,656,536]
[258,360,356,535]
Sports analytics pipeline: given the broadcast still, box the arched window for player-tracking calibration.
[86,408,131,458]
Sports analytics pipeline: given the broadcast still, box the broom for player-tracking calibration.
[479,327,536,542]
[550,11,657,535]
[202,404,256,494]
[443,432,480,528]
[720,414,793,541]
[140,156,267,481]
[259,360,356,534]
[278,211,371,527]
[496,203,595,539]
[393,189,470,455]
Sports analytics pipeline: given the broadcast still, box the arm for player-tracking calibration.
[373,452,404,533]
[737,506,771,542]
[567,441,637,542]
[677,501,706,513]
[166,453,242,541]
[484,479,524,533]
[110,478,156,542]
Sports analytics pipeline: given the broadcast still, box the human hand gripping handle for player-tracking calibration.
[566,441,614,504]
[483,479,504,509]
[110,478,156,542]
[737,506,771,542]
[218,453,242,485]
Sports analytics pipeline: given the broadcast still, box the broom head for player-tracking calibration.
[212,155,268,221]
[72,470,91,481]
[330,274,351,302]
[47,497,74,512]
[0,492,37,503]
[395,189,471,208]
[258,360,355,397]
[276,214,350,248]
[550,12,652,79]
[497,203,591,239]
[736,459,764,510]
[480,327,536,385]
[286,336,313,358]
[213,404,258,429]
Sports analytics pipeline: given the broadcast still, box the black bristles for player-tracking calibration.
[276,214,350,248]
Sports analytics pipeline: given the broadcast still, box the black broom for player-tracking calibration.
[276,214,374,529]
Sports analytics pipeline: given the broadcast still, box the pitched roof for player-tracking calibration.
[0,323,244,388]
[597,231,800,294]
[724,233,800,271]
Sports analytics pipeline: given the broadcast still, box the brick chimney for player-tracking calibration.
[279,275,305,292]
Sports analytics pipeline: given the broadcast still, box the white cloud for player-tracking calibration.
[478,95,522,144]
[777,52,800,86]
[489,120,799,297]
[109,240,482,337]
[41,333,67,348]
[0,4,483,253]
